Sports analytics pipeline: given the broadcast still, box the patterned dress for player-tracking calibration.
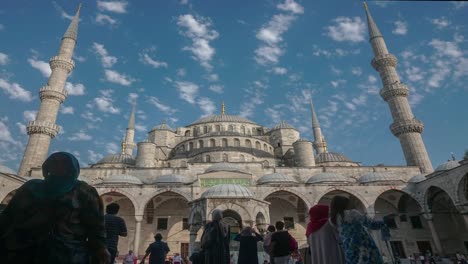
[337,209,388,264]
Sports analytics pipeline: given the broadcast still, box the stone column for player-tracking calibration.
[189,231,198,256]
[423,214,443,254]
[133,216,143,255]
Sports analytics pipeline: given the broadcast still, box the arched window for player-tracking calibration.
[189,142,194,150]
[263,144,267,151]
[246,139,252,148]
[228,125,234,132]
[234,138,240,147]
[215,125,221,132]
[209,139,216,147]
[223,154,228,162]
[198,140,204,148]
[185,130,191,136]
[241,126,246,134]
[205,155,211,162]
[145,201,154,224]
[222,138,228,147]
[256,141,261,149]
[240,155,245,162]
[203,126,208,134]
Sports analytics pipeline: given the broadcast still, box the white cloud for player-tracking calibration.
[405,66,425,82]
[177,14,219,71]
[92,90,120,114]
[88,150,103,163]
[23,110,37,121]
[147,96,177,115]
[68,130,92,141]
[312,45,360,57]
[197,97,216,116]
[265,107,282,122]
[140,53,168,68]
[135,124,147,132]
[0,52,9,65]
[97,1,128,13]
[0,78,33,102]
[277,0,304,14]
[104,69,135,86]
[344,102,356,111]
[325,17,366,43]
[96,13,118,25]
[368,75,378,84]
[209,84,224,94]
[105,142,119,154]
[92,42,117,68]
[81,111,103,123]
[239,81,267,118]
[0,121,20,146]
[16,122,26,135]
[180,0,189,4]
[65,82,86,95]
[330,79,346,88]
[128,93,138,103]
[351,67,362,76]
[429,39,462,58]
[431,17,450,29]
[206,73,218,82]
[351,95,367,106]
[273,67,287,75]
[0,24,4,31]
[174,81,199,104]
[28,58,51,77]
[452,2,468,9]
[392,20,408,35]
[74,55,86,62]
[177,68,186,76]
[61,106,74,114]
[52,1,74,20]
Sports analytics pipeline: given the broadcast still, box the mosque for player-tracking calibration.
[0,3,467,262]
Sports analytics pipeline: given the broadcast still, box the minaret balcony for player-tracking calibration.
[380,82,409,101]
[390,118,424,137]
[26,121,60,138]
[371,53,397,71]
[49,56,75,73]
[39,86,67,102]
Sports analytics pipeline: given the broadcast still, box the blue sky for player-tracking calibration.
[0,0,467,171]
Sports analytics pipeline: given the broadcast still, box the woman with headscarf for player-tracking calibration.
[200,209,230,264]
[330,196,390,264]
[234,226,263,264]
[305,204,344,264]
[0,152,110,264]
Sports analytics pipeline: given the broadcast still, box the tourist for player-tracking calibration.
[123,250,138,264]
[235,226,263,264]
[173,253,184,264]
[200,209,230,264]
[105,202,128,263]
[306,204,344,264]
[330,196,389,264]
[0,152,110,264]
[270,221,294,264]
[263,225,276,264]
[409,254,416,264]
[140,233,170,264]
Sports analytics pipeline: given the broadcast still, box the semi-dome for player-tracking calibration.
[154,174,191,185]
[101,174,142,185]
[0,164,16,174]
[306,173,355,184]
[151,123,173,131]
[205,163,248,174]
[272,120,296,130]
[435,160,460,172]
[358,172,403,184]
[257,172,298,185]
[96,153,136,165]
[201,184,254,199]
[315,152,352,163]
[407,174,427,183]
[190,114,257,126]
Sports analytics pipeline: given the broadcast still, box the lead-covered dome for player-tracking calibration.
[435,160,460,172]
[190,114,257,126]
[315,152,352,163]
[101,174,142,185]
[358,172,403,184]
[154,174,191,185]
[257,173,298,185]
[205,163,248,174]
[407,174,427,183]
[96,153,136,165]
[306,173,355,184]
[271,120,296,130]
[201,184,254,199]
[0,164,15,174]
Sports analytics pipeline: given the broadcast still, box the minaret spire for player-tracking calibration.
[363,4,433,173]
[122,102,136,155]
[18,5,81,176]
[310,98,327,154]
[221,101,225,115]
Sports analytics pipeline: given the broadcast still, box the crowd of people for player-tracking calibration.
[0,152,465,264]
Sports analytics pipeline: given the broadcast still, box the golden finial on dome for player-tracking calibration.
[221,101,225,115]
[322,137,328,152]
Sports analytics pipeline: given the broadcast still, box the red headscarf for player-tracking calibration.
[305,204,329,237]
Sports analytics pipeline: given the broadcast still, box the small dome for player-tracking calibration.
[257,173,298,185]
[272,120,296,130]
[358,172,402,184]
[435,160,460,171]
[190,114,257,126]
[151,123,173,131]
[407,174,427,183]
[101,174,142,185]
[315,152,352,163]
[0,164,15,174]
[201,184,254,199]
[154,174,191,185]
[306,173,355,184]
[205,163,248,174]
[96,154,136,165]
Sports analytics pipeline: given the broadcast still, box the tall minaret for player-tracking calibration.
[18,5,81,176]
[363,3,433,173]
[121,103,136,155]
[310,98,327,154]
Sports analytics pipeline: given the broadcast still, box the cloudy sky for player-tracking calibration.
[0,0,467,170]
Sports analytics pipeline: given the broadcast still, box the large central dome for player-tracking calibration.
[189,114,257,126]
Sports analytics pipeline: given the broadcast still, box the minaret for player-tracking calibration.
[310,98,327,154]
[121,103,136,155]
[363,3,433,173]
[18,5,81,176]
[221,101,225,115]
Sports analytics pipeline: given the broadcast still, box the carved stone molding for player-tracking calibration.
[371,53,398,71]
[26,121,60,138]
[390,118,424,137]
[39,86,67,103]
[49,56,75,73]
[380,83,409,101]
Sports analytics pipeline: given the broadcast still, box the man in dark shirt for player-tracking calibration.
[105,203,128,264]
[270,221,291,264]
[140,233,170,264]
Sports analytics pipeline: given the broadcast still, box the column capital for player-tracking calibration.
[135,215,143,222]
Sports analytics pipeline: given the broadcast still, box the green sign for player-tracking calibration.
[200,178,250,187]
